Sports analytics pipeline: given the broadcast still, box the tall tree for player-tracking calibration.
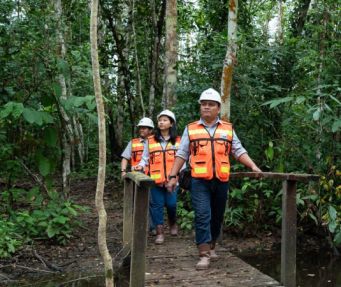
[162,0,178,109]
[220,0,238,121]
[90,0,114,286]
[54,0,74,196]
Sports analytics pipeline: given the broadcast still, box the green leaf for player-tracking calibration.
[334,231,341,245]
[23,108,43,126]
[54,216,68,224]
[332,119,341,132]
[44,128,58,147]
[86,113,98,124]
[295,96,305,104]
[328,205,337,221]
[47,225,56,238]
[41,112,54,124]
[38,155,51,176]
[52,82,62,98]
[313,109,320,121]
[73,96,86,107]
[0,102,24,119]
[262,97,293,109]
[328,221,336,233]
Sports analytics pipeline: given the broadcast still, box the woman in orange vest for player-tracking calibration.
[135,110,182,244]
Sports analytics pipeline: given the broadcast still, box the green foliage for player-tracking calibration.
[0,220,23,258]
[0,187,89,250]
[177,191,194,231]
[225,177,282,232]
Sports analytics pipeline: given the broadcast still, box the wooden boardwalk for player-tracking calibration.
[145,235,282,287]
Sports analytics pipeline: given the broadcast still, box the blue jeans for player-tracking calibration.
[190,178,229,245]
[150,185,178,226]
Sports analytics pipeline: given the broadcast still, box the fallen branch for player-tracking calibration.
[33,250,63,272]
[16,157,49,195]
[11,264,56,274]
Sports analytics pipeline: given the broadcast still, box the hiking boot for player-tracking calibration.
[210,249,219,260]
[210,241,219,260]
[196,255,210,270]
[155,225,164,244]
[196,243,210,270]
[170,224,178,236]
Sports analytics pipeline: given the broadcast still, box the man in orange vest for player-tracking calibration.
[167,88,261,270]
[120,117,154,177]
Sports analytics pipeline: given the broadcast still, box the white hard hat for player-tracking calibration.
[157,109,176,123]
[198,88,221,104]
[136,117,154,128]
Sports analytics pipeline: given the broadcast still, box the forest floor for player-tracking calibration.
[0,178,324,286]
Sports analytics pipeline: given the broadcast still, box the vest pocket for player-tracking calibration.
[216,160,230,181]
[215,140,227,155]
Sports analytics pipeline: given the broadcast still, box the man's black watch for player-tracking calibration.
[168,175,177,180]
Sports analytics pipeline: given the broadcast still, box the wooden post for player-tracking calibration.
[130,182,150,287]
[281,180,297,287]
[123,178,134,245]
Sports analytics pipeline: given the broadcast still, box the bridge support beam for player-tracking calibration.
[281,180,297,287]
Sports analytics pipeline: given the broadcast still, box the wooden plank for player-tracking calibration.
[130,183,150,287]
[123,178,134,245]
[145,237,282,287]
[125,171,155,188]
[230,172,319,183]
[281,180,297,287]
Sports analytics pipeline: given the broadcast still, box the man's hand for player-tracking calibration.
[166,178,178,192]
[251,165,262,173]
[121,171,127,179]
[133,165,143,172]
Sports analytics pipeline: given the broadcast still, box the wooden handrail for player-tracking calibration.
[230,172,320,182]
[231,171,319,287]
[122,172,154,287]
[121,171,319,287]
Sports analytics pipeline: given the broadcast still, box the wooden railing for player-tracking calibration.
[230,172,320,287]
[121,172,154,287]
[121,171,319,287]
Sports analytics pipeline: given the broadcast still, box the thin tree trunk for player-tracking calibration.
[90,0,114,286]
[54,0,74,195]
[277,0,283,44]
[72,115,84,166]
[316,9,328,164]
[149,0,166,117]
[220,0,238,122]
[162,0,178,109]
[130,0,145,116]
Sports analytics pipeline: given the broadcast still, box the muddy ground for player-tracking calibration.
[0,178,324,286]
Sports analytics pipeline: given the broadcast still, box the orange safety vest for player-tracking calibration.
[188,121,233,182]
[131,138,149,175]
[148,136,181,184]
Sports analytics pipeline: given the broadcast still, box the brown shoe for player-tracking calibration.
[155,225,164,244]
[170,224,178,236]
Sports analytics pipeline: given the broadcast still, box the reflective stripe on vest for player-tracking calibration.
[148,136,181,184]
[131,138,148,175]
[188,121,233,182]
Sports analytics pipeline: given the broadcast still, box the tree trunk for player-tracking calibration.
[315,8,328,165]
[54,0,74,196]
[162,0,178,109]
[220,0,238,122]
[131,0,145,116]
[90,0,114,286]
[149,0,166,117]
